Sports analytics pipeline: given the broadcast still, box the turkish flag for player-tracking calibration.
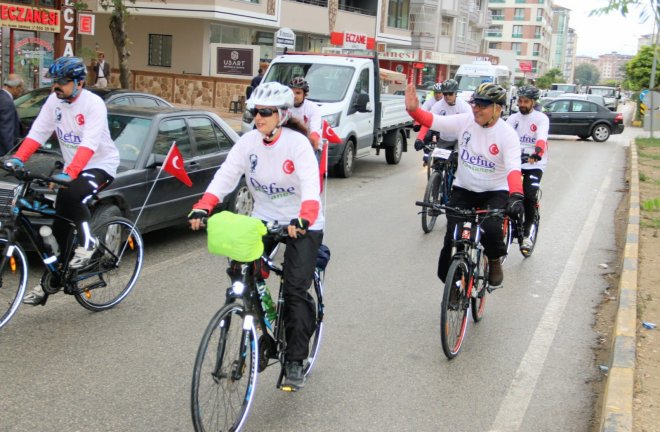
[322,120,342,144]
[319,143,328,192]
[163,142,192,187]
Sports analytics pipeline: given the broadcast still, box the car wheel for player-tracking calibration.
[90,204,122,230]
[225,178,253,216]
[591,124,611,142]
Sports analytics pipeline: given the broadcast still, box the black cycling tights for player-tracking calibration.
[522,169,543,236]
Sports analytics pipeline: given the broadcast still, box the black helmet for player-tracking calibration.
[472,83,507,106]
[518,85,540,100]
[288,76,309,93]
[440,79,459,93]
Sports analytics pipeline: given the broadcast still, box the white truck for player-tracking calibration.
[586,85,619,111]
[454,61,513,112]
[241,53,413,178]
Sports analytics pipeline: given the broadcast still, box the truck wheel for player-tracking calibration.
[385,130,403,165]
[334,140,355,178]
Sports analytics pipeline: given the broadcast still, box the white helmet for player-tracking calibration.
[247,82,293,109]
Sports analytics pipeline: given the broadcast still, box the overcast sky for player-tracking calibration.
[552,0,655,58]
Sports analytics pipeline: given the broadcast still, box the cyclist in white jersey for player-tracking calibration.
[506,85,549,252]
[4,56,119,305]
[188,82,323,391]
[413,82,443,151]
[288,76,323,152]
[405,82,524,289]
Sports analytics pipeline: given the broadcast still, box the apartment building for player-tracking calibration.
[549,5,569,77]
[597,52,632,82]
[485,0,554,81]
[563,27,576,83]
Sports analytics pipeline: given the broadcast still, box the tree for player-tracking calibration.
[625,45,660,90]
[590,0,660,23]
[574,64,601,86]
[535,68,564,89]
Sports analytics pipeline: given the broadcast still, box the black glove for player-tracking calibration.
[289,218,309,231]
[506,193,525,220]
[528,146,543,162]
[414,139,425,151]
[188,209,208,221]
[412,124,421,132]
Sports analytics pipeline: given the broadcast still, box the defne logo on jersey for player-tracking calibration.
[249,154,258,173]
[55,107,62,122]
[461,131,472,147]
[283,159,295,174]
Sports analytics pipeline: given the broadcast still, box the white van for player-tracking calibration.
[454,61,512,110]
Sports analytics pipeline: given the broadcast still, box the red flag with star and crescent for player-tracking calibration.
[163,142,193,187]
[319,120,341,191]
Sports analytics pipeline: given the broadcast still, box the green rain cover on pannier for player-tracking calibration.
[207,211,267,262]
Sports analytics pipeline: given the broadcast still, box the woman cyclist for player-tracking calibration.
[188,82,324,391]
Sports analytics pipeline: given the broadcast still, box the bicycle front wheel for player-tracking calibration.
[0,239,28,329]
[74,217,144,311]
[421,171,444,233]
[192,303,258,432]
[304,269,325,377]
[440,258,470,359]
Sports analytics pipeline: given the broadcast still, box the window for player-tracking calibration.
[548,100,570,113]
[214,124,233,151]
[148,34,172,68]
[533,43,540,56]
[441,17,453,36]
[350,68,370,114]
[535,26,542,38]
[155,119,191,157]
[387,0,410,30]
[488,42,501,49]
[487,26,502,37]
[189,117,221,156]
[132,97,164,108]
[536,8,543,21]
[511,42,522,55]
[512,25,523,38]
[457,19,467,40]
[514,8,524,20]
[571,101,596,113]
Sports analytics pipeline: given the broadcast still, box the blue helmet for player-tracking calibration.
[47,57,87,81]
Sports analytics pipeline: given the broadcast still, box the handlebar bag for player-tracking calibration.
[207,211,267,262]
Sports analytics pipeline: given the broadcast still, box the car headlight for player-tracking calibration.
[242,108,254,123]
[323,112,341,128]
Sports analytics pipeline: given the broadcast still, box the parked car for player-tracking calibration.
[540,93,607,109]
[0,106,253,236]
[541,96,624,142]
[14,87,173,137]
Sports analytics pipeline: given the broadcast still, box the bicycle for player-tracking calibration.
[0,166,144,330]
[416,201,505,359]
[420,146,457,233]
[502,154,542,259]
[190,222,325,432]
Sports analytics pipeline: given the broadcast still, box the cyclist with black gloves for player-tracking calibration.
[288,76,323,152]
[405,82,524,289]
[506,85,549,253]
[413,83,443,150]
[188,82,323,391]
[4,56,119,306]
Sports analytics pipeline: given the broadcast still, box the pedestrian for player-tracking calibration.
[93,51,111,88]
[0,73,25,155]
[246,68,264,99]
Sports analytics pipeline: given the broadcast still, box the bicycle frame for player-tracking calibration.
[450,218,486,299]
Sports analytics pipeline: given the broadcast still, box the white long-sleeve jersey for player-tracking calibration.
[429,98,472,141]
[289,99,322,140]
[203,128,324,230]
[429,113,521,192]
[506,110,549,171]
[26,90,119,177]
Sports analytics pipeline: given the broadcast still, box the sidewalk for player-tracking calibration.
[173,103,245,133]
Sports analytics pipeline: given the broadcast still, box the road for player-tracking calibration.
[0,123,636,431]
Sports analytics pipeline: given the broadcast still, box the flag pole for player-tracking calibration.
[131,140,175,230]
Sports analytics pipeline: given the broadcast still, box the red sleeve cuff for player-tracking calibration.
[193,192,220,213]
[407,108,433,128]
[299,199,320,227]
[535,139,547,156]
[64,146,95,179]
[15,137,41,162]
[507,171,523,195]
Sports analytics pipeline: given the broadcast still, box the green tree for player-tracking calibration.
[625,45,660,90]
[535,68,564,89]
[574,63,601,86]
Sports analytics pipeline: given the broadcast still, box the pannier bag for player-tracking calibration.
[207,211,267,262]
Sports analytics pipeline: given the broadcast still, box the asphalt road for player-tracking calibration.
[0,119,638,431]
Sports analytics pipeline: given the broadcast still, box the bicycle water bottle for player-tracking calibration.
[256,280,277,327]
[39,226,60,260]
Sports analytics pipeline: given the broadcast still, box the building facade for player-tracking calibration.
[549,5,569,77]
[597,52,632,83]
[563,27,576,83]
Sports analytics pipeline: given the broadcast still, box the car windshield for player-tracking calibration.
[589,87,616,97]
[264,63,355,103]
[14,88,52,120]
[456,76,493,91]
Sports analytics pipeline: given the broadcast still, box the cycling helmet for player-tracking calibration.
[471,83,507,106]
[440,79,459,93]
[46,56,87,81]
[517,85,540,100]
[288,76,310,93]
[247,81,294,109]
[432,82,443,92]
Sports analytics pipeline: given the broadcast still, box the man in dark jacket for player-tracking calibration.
[0,74,25,155]
[92,52,110,88]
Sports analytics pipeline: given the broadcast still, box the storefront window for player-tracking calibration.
[420,64,437,88]
[12,30,55,90]
[210,24,273,62]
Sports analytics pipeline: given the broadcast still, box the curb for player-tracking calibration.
[599,140,639,432]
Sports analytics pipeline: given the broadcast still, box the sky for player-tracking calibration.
[552,0,656,58]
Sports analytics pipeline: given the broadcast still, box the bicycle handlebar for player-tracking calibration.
[415,201,506,218]
[1,164,71,187]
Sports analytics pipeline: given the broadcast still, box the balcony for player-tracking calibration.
[512,33,523,38]
[514,16,525,21]
[491,15,504,20]
[339,2,376,16]
[290,0,328,5]
[533,51,540,56]
[487,31,503,37]
[490,0,505,3]
[515,0,526,3]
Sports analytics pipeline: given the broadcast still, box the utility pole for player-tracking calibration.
[650,17,658,137]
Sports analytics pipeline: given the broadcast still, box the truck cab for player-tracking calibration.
[586,85,619,111]
[454,61,512,111]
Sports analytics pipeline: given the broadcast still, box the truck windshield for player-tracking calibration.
[264,63,355,103]
[589,87,616,97]
[456,75,493,91]
[551,84,577,93]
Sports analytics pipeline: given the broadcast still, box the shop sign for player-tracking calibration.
[275,27,295,49]
[422,50,458,65]
[468,52,499,65]
[15,37,53,51]
[519,61,533,72]
[62,4,75,56]
[379,49,419,61]
[216,47,254,76]
[0,2,60,33]
[78,13,95,36]
[329,32,375,50]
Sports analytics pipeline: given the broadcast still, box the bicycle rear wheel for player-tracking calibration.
[471,253,488,322]
[501,216,513,264]
[192,303,258,432]
[440,258,470,359]
[521,210,540,258]
[74,217,144,311]
[421,170,444,233]
[304,269,325,377]
[0,239,28,329]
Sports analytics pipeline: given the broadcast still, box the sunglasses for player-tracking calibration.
[442,92,455,96]
[249,107,276,118]
[53,78,73,86]
[470,99,494,109]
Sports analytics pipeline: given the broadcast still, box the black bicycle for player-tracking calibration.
[0,166,144,330]
[191,222,325,432]
[417,201,504,359]
[420,147,457,233]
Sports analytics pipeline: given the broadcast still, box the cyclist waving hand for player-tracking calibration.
[189,82,323,391]
[405,83,523,289]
